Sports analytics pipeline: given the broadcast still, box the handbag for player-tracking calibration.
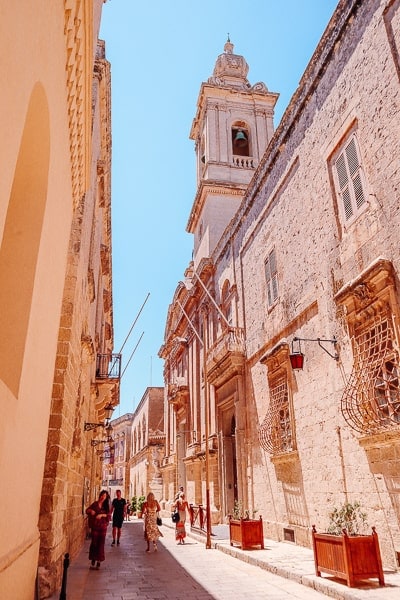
[171,509,180,523]
[157,514,162,526]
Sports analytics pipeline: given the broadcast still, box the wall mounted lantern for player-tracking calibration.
[289,336,339,370]
[91,423,114,447]
[84,402,114,432]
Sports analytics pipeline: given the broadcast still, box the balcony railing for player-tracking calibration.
[207,327,245,364]
[96,353,121,379]
[206,327,246,385]
[102,478,124,487]
[232,155,256,169]
[168,376,188,395]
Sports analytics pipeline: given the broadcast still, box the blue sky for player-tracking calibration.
[99,0,338,416]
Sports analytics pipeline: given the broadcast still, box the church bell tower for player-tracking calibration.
[187,38,279,266]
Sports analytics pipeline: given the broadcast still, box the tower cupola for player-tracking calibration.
[209,38,250,89]
[188,39,279,267]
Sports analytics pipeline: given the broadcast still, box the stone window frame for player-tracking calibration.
[265,247,279,308]
[221,279,237,328]
[335,258,400,434]
[259,343,297,456]
[330,130,368,227]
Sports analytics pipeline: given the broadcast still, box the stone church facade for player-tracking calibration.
[0,2,119,598]
[160,0,400,570]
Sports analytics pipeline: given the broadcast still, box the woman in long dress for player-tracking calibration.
[173,492,189,544]
[85,490,111,569]
[142,492,163,552]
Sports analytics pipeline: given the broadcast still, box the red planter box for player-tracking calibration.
[312,525,385,588]
[229,516,264,550]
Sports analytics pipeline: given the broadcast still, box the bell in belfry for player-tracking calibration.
[234,129,247,147]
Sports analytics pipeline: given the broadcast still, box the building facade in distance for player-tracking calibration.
[129,387,165,505]
[102,413,133,500]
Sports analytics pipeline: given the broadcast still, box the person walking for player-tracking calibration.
[86,490,111,569]
[173,492,189,544]
[174,485,184,501]
[142,492,163,553]
[111,489,127,546]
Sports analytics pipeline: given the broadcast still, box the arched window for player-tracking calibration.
[221,280,233,326]
[142,416,146,446]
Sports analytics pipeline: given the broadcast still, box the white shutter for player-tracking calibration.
[334,135,366,221]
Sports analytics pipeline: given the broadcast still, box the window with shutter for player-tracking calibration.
[334,134,366,223]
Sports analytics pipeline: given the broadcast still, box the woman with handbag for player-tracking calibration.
[142,492,163,552]
[173,492,189,544]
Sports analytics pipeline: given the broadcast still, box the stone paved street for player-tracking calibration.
[59,520,326,600]
[52,518,400,600]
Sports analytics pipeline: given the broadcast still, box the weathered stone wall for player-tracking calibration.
[0,2,110,598]
[213,0,400,569]
[37,29,114,599]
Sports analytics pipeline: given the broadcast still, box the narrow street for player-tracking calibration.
[62,519,328,600]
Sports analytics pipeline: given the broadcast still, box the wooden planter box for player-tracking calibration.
[312,525,385,588]
[229,516,264,550]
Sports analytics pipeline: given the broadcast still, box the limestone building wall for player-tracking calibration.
[0,2,115,598]
[160,0,400,572]
[214,0,400,568]
[37,35,116,598]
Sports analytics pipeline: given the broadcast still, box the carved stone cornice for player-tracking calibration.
[334,258,396,330]
[168,380,190,412]
[64,0,92,209]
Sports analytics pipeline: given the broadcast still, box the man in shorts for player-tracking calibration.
[111,489,127,546]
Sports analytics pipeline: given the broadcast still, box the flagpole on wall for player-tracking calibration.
[203,310,212,549]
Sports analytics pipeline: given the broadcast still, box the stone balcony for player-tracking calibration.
[168,376,189,410]
[95,353,121,415]
[206,327,246,386]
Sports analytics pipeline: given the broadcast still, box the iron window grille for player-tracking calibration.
[259,375,293,454]
[341,312,400,433]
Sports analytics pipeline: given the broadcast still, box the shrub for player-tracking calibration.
[327,501,368,536]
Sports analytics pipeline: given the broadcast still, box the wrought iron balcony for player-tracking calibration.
[96,353,121,380]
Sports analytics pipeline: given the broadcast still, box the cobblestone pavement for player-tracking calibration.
[52,518,400,600]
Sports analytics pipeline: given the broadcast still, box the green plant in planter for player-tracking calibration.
[137,495,146,513]
[232,500,259,520]
[327,501,368,536]
[131,496,137,513]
